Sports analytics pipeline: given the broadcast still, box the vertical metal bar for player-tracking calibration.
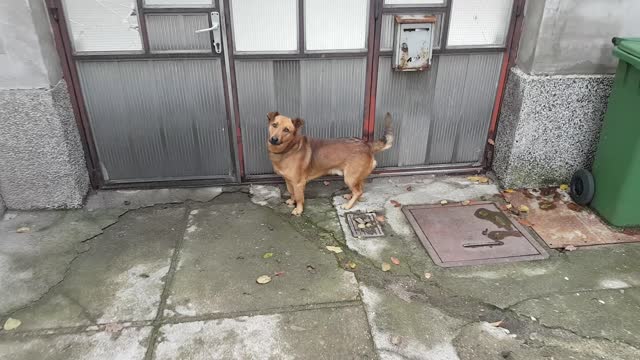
[361,0,376,141]
[46,0,103,188]
[482,0,525,168]
[365,0,383,141]
[298,0,305,53]
[223,0,246,180]
[441,0,453,50]
[136,0,151,53]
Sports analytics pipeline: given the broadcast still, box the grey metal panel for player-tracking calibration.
[146,14,211,52]
[77,59,232,181]
[236,58,367,175]
[374,53,502,167]
[380,13,443,51]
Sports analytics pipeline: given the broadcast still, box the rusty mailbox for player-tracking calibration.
[392,15,437,71]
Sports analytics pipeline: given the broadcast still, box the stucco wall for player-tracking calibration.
[517,0,640,75]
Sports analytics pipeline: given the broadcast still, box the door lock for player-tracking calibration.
[195,12,222,54]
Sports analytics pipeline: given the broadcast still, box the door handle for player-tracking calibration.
[195,12,222,54]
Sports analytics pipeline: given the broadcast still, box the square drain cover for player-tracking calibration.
[403,202,548,267]
[346,213,384,238]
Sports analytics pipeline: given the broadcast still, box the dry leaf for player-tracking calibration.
[406,186,413,192]
[263,252,273,259]
[488,138,495,145]
[489,320,503,328]
[105,323,124,333]
[16,227,30,234]
[566,202,583,212]
[274,271,285,277]
[343,193,353,200]
[376,215,385,223]
[326,246,343,254]
[391,257,400,265]
[559,184,569,191]
[519,205,529,213]
[467,176,489,183]
[505,204,513,209]
[564,245,577,252]
[503,189,515,193]
[3,317,21,331]
[348,261,357,269]
[517,219,534,227]
[323,181,330,186]
[424,272,432,279]
[256,275,272,284]
[440,200,448,205]
[390,200,401,208]
[381,262,391,272]
[461,200,471,206]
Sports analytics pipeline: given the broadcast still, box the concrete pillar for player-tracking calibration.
[0,0,89,209]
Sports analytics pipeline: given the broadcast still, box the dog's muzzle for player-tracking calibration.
[269,137,280,145]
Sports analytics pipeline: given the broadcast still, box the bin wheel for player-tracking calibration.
[570,169,595,205]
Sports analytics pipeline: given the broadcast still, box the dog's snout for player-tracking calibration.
[269,136,279,145]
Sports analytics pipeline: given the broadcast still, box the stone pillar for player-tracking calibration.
[0,0,89,209]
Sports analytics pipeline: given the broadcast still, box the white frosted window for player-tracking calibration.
[447,0,512,47]
[144,0,213,7]
[62,0,143,53]
[231,0,297,53]
[305,0,368,51]
[385,0,446,6]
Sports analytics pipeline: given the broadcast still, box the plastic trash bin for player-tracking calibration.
[571,38,640,227]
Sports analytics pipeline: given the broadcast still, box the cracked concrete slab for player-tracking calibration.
[6,207,185,330]
[154,306,374,359]
[166,198,359,316]
[85,187,223,210]
[0,209,125,315]
[0,326,151,360]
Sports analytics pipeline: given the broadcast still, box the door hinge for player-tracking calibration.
[45,0,60,22]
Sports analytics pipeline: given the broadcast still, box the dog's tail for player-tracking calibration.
[369,113,394,153]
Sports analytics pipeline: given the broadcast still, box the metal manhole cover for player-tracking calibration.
[346,213,384,238]
[402,202,548,267]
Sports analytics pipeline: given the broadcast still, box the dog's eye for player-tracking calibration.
[271,123,277,128]
[283,128,290,133]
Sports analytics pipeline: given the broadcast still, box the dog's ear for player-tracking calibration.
[292,118,304,129]
[267,111,280,122]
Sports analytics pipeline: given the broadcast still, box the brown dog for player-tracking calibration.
[267,111,393,216]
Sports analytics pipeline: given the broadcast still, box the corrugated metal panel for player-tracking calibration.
[236,58,367,175]
[77,59,233,181]
[146,14,211,52]
[380,13,444,51]
[374,53,502,167]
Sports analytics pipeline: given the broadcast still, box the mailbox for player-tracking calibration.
[392,15,436,71]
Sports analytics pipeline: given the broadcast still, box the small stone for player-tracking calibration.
[357,223,366,229]
[365,223,372,228]
[440,200,448,205]
[256,275,272,284]
[3,317,21,331]
[424,272,432,279]
[461,200,471,206]
[390,335,402,345]
[16,227,30,233]
[530,316,537,321]
[598,299,606,304]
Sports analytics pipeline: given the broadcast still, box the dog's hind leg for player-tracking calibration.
[342,178,363,210]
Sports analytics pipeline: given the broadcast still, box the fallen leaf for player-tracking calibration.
[598,299,606,304]
[564,245,577,252]
[391,257,400,265]
[406,186,413,192]
[505,204,513,209]
[256,275,272,284]
[538,201,556,210]
[343,193,353,200]
[424,272,432,279]
[357,223,366,229]
[503,189,515,193]
[390,200,401,208]
[467,176,489,183]
[348,261,357,269]
[326,246,343,254]
[519,205,529,213]
[3,317,21,331]
[263,252,273,259]
[381,262,391,272]
[461,200,471,206]
[376,215,385,223]
[323,181,330,186]
[566,203,583,212]
[489,320,503,327]
[488,138,495,145]
[559,184,569,191]
[104,323,124,333]
[16,227,30,233]
[274,271,285,277]
[517,219,534,227]
[530,316,537,321]
[306,265,316,273]
[440,200,448,205]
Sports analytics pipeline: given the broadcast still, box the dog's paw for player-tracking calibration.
[341,203,353,210]
[291,207,303,216]
[285,198,295,207]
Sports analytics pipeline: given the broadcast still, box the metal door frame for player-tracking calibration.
[47,0,525,189]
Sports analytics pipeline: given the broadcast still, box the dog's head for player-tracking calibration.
[267,111,304,148]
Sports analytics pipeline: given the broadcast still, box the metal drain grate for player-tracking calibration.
[346,213,384,238]
[402,202,548,267]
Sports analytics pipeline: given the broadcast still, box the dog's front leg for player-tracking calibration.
[291,181,307,216]
[285,180,296,207]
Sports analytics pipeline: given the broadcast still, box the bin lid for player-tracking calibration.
[613,38,640,70]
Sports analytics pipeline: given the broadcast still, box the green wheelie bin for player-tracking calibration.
[570,38,640,227]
